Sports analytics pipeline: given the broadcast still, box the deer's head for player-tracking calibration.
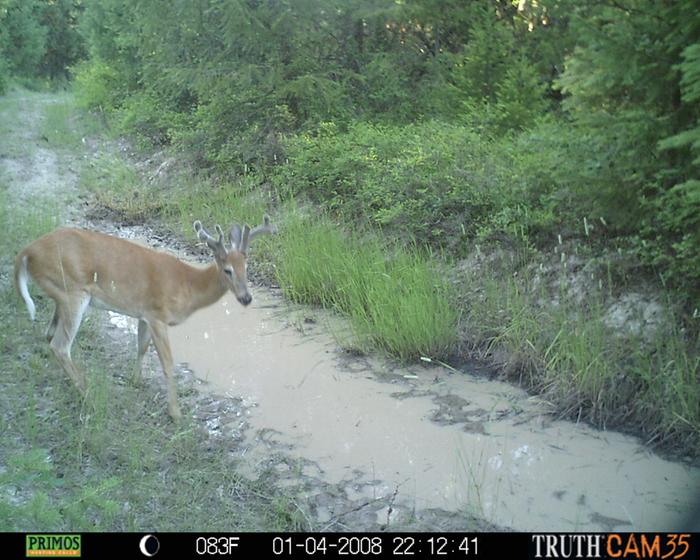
[194,215,275,307]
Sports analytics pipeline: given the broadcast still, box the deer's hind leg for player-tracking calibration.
[49,293,90,394]
[46,304,59,343]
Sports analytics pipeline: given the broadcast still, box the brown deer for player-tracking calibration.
[14,216,275,420]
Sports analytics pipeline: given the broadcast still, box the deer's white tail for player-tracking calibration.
[15,253,36,321]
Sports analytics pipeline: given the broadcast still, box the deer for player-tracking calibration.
[14,215,276,421]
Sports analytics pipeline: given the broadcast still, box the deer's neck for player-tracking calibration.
[184,263,227,316]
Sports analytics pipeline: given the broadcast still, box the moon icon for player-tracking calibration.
[139,534,160,557]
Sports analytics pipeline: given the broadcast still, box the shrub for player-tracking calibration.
[72,60,121,111]
[273,121,536,254]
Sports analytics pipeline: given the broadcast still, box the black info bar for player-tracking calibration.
[6,532,699,560]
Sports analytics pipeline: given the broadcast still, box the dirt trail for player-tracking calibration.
[3,90,700,531]
[0,91,78,216]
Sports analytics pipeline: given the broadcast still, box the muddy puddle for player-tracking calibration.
[145,286,697,531]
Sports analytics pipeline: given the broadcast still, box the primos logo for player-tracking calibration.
[26,535,81,557]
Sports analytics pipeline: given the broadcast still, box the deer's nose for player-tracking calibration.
[238,293,252,307]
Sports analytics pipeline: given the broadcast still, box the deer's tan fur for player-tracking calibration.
[14,217,274,421]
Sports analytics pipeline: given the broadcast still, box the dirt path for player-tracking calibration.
[0,91,77,217]
[3,90,700,531]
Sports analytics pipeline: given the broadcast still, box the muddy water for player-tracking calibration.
[163,288,700,531]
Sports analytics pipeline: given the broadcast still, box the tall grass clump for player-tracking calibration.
[275,211,458,360]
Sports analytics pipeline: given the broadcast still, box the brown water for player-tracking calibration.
[160,288,700,531]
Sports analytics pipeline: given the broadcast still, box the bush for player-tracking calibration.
[72,60,122,111]
[273,121,540,254]
[115,91,186,147]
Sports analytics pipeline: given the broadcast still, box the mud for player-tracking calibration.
[161,287,700,531]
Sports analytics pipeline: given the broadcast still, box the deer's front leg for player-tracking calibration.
[147,320,182,421]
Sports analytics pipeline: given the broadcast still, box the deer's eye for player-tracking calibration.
[224,268,233,277]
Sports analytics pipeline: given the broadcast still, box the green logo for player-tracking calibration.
[26,535,81,557]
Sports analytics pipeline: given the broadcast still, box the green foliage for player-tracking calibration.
[452,3,515,104]
[72,60,121,111]
[115,91,187,146]
[0,0,84,82]
[38,0,85,80]
[652,41,700,295]
[74,0,555,168]
[555,0,700,304]
[492,54,549,132]
[0,1,47,77]
[274,121,543,253]
[78,0,140,90]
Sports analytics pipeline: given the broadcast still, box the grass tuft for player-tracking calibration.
[275,210,458,360]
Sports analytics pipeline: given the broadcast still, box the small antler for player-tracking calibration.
[228,224,243,252]
[193,221,227,258]
[239,214,276,254]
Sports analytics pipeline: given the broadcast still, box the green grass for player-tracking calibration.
[275,210,458,360]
